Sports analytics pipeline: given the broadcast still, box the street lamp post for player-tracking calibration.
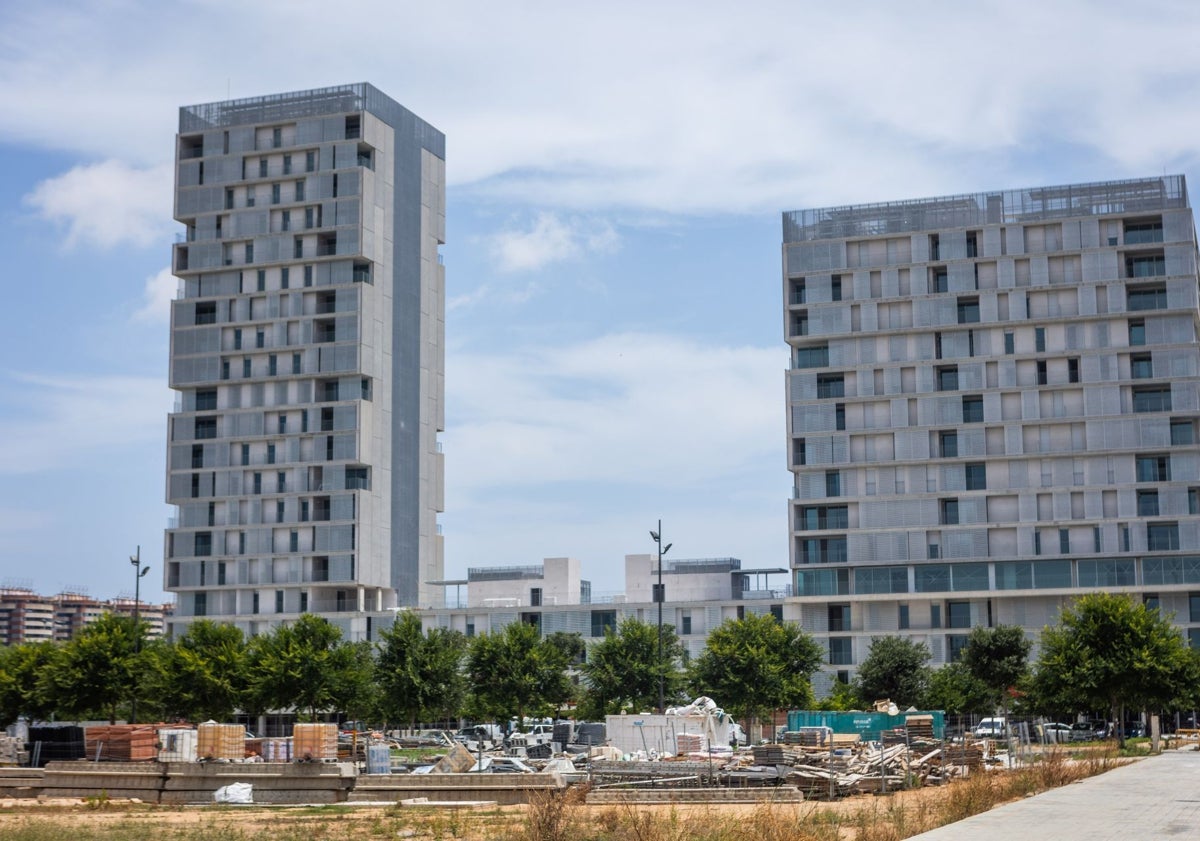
[649,521,672,714]
[129,546,150,724]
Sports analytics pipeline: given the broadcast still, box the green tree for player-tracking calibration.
[814,678,861,712]
[376,612,467,728]
[466,621,571,724]
[689,613,823,738]
[144,620,248,722]
[0,642,61,725]
[41,613,146,723]
[1032,592,1195,747]
[855,636,931,709]
[961,624,1031,729]
[245,614,363,719]
[923,662,992,716]
[579,617,684,718]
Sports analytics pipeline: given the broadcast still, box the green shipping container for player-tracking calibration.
[786,710,945,742]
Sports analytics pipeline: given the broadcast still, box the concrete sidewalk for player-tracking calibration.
[909,750,1200,840]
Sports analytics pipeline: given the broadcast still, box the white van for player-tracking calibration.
[973,717,1007,739]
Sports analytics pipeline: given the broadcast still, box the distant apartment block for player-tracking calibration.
[0,588,170,646]
[164,84,446,640]
[782,176,1200,691]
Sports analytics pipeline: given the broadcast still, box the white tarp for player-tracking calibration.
[213,782,253,804]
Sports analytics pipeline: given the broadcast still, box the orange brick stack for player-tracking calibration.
[84,724,160,761]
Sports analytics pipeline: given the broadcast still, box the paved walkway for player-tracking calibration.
[909,749,1200,840]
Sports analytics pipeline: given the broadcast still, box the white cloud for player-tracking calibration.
[131,266,176,325]
[0,373,172,474]
[23,160,173,250]
[445,332,783,490]
[2,2,1198,214]
[486,212,619,273]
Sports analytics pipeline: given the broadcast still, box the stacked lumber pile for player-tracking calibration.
[751,744,805,766]
[675,733,706,754]
[905,715,935,741]
[84,725,159,761]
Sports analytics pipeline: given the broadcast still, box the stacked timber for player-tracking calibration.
[905,715,935,741]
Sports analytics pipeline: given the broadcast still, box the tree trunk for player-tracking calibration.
[1112,700,1123,749]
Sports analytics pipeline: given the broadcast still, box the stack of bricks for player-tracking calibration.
[84,725,160,761]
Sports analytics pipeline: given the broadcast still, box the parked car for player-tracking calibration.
[1069,721,1109,741]
[1039,722,1072,744]
[1122,722,1146,739]
[973,717,1008,739]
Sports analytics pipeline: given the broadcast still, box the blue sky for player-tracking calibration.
[1,0,1199,603]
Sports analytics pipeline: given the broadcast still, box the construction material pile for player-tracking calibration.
[84,725,160,761]
[741,734,989,798]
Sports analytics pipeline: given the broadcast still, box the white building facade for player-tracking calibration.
[783,176,1200,693]
[164,84,446,639]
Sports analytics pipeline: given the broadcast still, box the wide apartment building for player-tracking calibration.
[413,555,791,659]
[164,84,446,640]
[0,588,170,646]
[783,175,1200,692]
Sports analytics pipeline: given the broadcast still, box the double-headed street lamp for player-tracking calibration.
[649,520,672,714]
[129,546,150,724]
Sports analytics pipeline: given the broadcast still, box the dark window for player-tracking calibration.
[652,582,664,603]
[1037,360,1048,385]
[947,601,971,629]
[241,444,250,466]
[827,604,850,632]
[966,231,979,258]
[194,591,207,617]
[826,470,841,497]
[898,604,910,630]
[941,498,960,525]
[1129,319,1146,346]
[929,233,940,261]
[1059,528,1070,554]
[930,604,941,629]
[530,587,542,607]
[195,417,217,440]
[1004,331,1015,354]
[346,466,369,490]
[304,265,313,286]
[271,183,281,204]
[940,430,958,458]
[791,311,809,337]
[790,278,806,305]
[962,395,984,422]
[937,366,959,391]
[282,154,292,175]
[1068,357,1080,383]
[800,537,847,564]
[590,610,617,637]
[195,389,217,411]
[1126,254,1165,278]
[1171,419,1195,445]
[195,302,217,325]
[1128,284,1167,311]
[1035,327,1046,352]
[281,267,289,289]
[792,437,806,466]
[817,373,845,398]
[794,346,829,368]
[933,268,948,293]
[831,276,842,301]
[681,615,692,635]
[275,590,284,613]
[191,444,204,469]
[1148,523,1180,551]
[798,505,849,531]
[1133,386,1171,413]
[1131,353,1153,379]
[835,402,845,430]
[305,150,316,172]
[957,297,980,324]
[1125,219,1163,245]
[194,532,212,556]
[965,462,986,490]
[948,634,969,663]
[828,637,853,666]
[1137,489,1160,516]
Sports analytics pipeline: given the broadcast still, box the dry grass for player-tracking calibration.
[0,750,1122,841]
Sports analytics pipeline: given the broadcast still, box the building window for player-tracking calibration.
[1148,523,1180,551]
[244,242,254,263]
[271,183,281,204]
[194,302,217,325]
[191,444,204,469]
[933,268,948,294]
[962,394,983,422]
[268,355,277,376]
[1137,489,1160,516]
[898,604,910,630]
[1133,386,1171,413]
[194,531,212,556]
[242,359,251,378]
[305,150,316,172]
[965,462,986,490]
[195,389,217,411]
[652,582,665,603]
[1069,356,1081,383]
[827,604,850,632]
[791,311,809,337]
[590,610,616,637]
[1126,253,1165,278]
[800,537,847,564]
[826,470,841,497]
[828,637,853,666]
[241,444,250,466]
[1059,528,1070,554]
[195,417,217,440]
[793,438,806,466]
[795,345,829,368]
[1125,219,1163,244]
[941,498,959,525]
[948,634,969,663]
[680,614,692,635]
[940,430,958,458]
[194,591,207,617]
[1129,319,1146,346]
[1128,284,1167,311]
[930,604,942,629]
[966,231,979,258]
[835,402,845,430]
[1035,327,1046,353]
[258,158,268,178]
[346,466,370,490]
[937,366,959,391]
[947,601,971,629]
[266,443,276,465]
[293,353,302,375]
[957,297,980,324]
[1190,489,1200,515]
[798,505,849,530]
[831,276,843,301]
[929,233,940,261]
[1004,331,1014,354]
[1171,419,1195,445]
[817,373,845,399]
[281,210,290,232]
[1137,454,1171,482]
[1131,353,1153,379]
[1036,360,1048,385]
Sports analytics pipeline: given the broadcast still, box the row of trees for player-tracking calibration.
[1,593,1196,742]
[836,593,1200,746]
